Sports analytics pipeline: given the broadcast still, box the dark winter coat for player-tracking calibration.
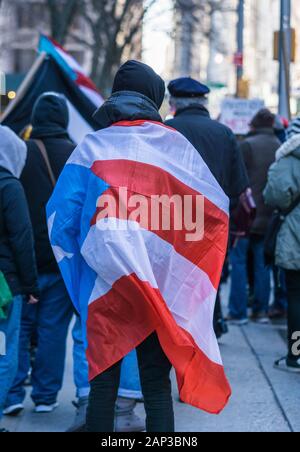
[240,128,281,235]
[0,125,38,297]
[165,105,249,199]
[0,168,39,296]
[93,91,162,129]
[21,94,76,274]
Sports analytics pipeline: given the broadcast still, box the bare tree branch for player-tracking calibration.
[75,0,158,94]
[46,0,79,44]
[174,0,234,75]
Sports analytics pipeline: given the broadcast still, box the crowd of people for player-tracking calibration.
[0,60,299,433]
[228,110,300,370]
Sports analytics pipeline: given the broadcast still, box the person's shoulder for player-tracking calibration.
[0,171,23,197]
[280,152,300,171]
[166,115,231,133]
[165,117,180,128]
[208,119,234,135]
[60,138,76,154]
[267,157,292,188]
[208,120,240,148]
[0,168,18,184]
[239,136,253,149]
[45,136,76,149]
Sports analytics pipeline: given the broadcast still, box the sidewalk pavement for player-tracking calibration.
[2,318,300,433]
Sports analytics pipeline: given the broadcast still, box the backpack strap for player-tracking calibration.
[33,140,56,187]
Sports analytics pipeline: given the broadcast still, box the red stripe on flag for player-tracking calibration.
[90,159,229,289]
[112,120,177,132]
[47,35,67,52]
[87,273,231,414]
[75,71,100,93]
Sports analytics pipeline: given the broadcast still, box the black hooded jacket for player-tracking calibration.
[93,60,165,129]
[21,93,76,274]
[112,60,165,110]
[0,168,39,297]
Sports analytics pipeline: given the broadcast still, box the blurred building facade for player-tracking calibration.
[0,0,142,93]
[0,0,87,75]
[1,0,300,113]
[243,0,300,113]
[172,0,300,113]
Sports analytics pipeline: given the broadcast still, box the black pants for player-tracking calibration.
[285,270,300,363]
[86,333,174,432]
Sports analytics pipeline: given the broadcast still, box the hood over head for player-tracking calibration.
[112,60,165,109]
[276,133,300,161]
[31,92,69,139]
[0,125,27,178]
[93,61,165,130]
[93,91,163,130]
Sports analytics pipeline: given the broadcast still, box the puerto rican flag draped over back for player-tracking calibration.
[47,120,232,414]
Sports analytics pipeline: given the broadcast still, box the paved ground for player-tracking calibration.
[2,290,300,433]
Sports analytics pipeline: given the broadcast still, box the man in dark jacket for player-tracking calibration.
[79,61,175,432]
[0,126,39,429]
[4,93,75,415]
[166,77,248,199]
[242,110,281,236]
[229,109,281,324]
[166,77,249,334]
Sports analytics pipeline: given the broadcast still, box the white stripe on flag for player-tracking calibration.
[81,218,221,365]
[68,122,229,214]
[55,45,85,75]
[66,100,94,144]
[79,85,103,108]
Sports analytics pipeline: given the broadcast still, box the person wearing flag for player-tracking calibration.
[47,60,232,432]
[166,78,249,334]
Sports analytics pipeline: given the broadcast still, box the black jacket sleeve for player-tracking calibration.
[3,179,39,297]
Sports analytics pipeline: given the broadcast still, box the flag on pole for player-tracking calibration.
[1,35,103,143]
[38,35,103,109]
[47,119,232,414]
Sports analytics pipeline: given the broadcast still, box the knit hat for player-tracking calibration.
[0,125,27,178]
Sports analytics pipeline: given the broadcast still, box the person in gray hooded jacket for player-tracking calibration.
[0,126,39,431]
[264,118,300,373]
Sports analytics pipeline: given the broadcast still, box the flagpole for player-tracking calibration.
[0,71,6,118]
[278,0,291,119]
[236,0,245,96]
